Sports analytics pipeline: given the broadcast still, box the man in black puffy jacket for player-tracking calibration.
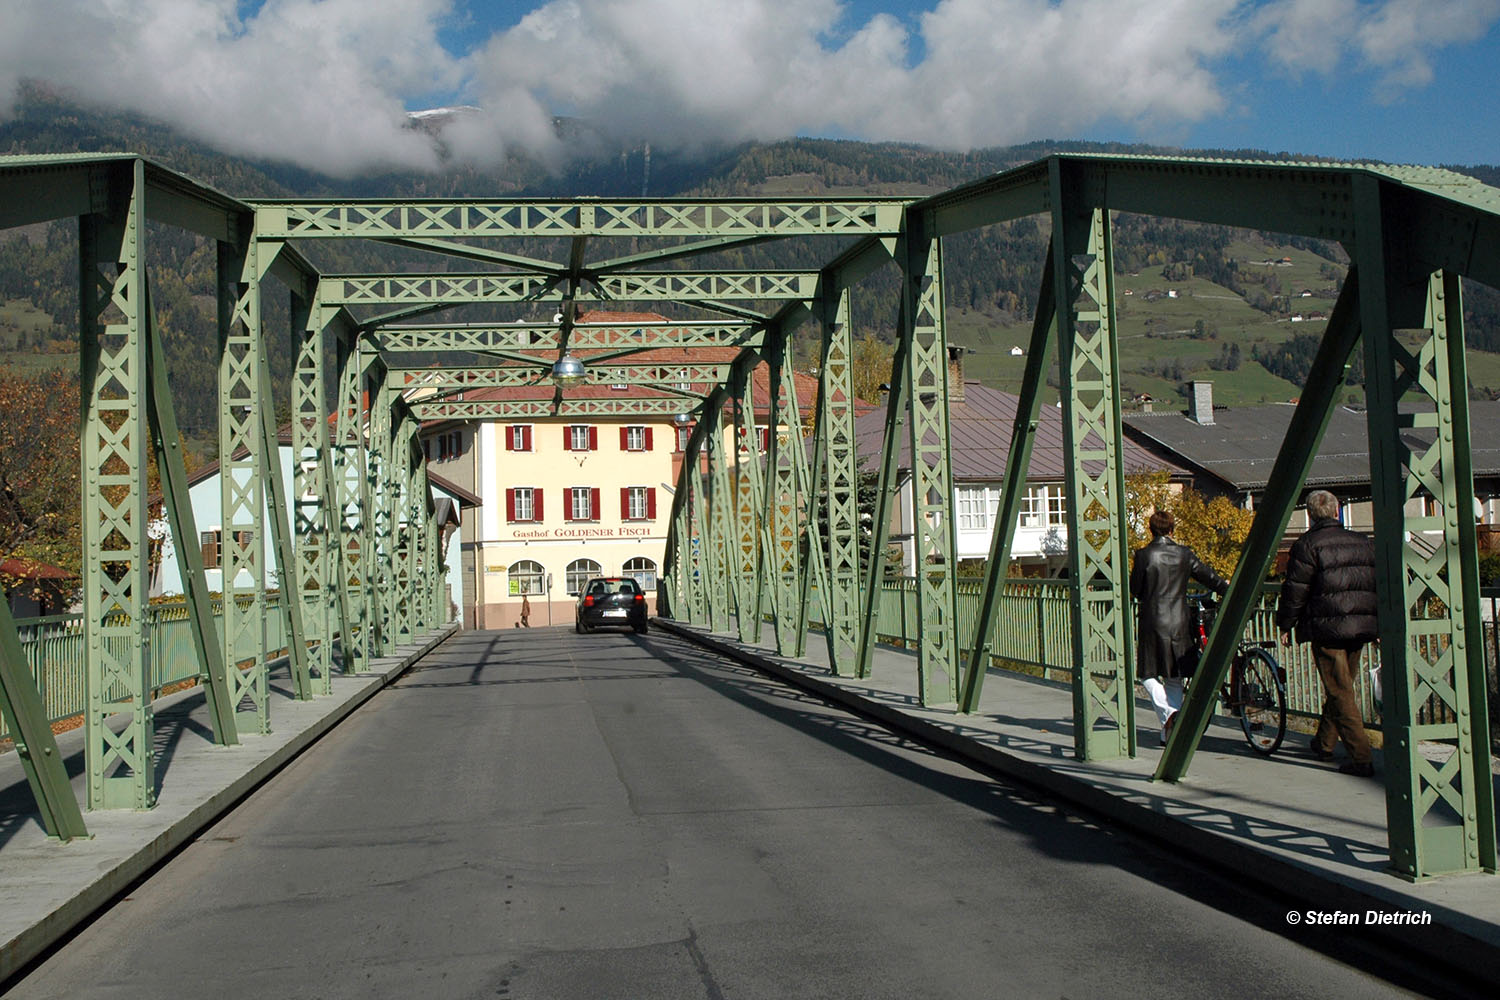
[1276,490,1379,776]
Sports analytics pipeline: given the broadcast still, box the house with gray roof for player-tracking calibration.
[1121,380,1500,543]
[855,373,1190,576]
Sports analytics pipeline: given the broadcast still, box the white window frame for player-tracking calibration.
[513,487,535,522]
[626,486,648,520]
[625,425,647,451]
[569,425,592,451]
[508,560,544,596]
[570,487,593,521]
[956,486,989,531]
[624,557,657,592]
[566,558,602,595]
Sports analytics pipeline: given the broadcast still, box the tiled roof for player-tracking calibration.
[1121,398,1500,491]
[856,381,1186,481]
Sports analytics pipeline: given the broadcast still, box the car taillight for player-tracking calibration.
[584,595,594,607]
[633,593,644,603]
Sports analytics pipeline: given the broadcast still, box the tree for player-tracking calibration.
[0,365,81,601]
[850,332,892,406]
[1119,469,1256,580]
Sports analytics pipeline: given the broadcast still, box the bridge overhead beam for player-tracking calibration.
[370,322,764,354]
[387,363,734,393]
[318,271,821,307]
[408,396,704,421]
[251,199,907,240]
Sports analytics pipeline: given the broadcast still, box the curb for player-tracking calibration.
[0,624,458,982]
[654,617,1500,976]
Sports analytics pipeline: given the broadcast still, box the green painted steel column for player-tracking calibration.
[0,599,88,837]
[145,288,238,744]
[369,379,396,654]
[80,158,155,809]
[1052,184,1134,760]
[291,293,336,694]
[762,327,805,655]
[959,251,1057,712]
[730,368,765,643]
[901,217,960,705]
[333,333,370,670]
[1355,176,1497,878]
[708,426,738,634]
[218,232,274,735]
[812,291,861,675]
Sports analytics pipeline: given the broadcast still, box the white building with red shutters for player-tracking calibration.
[417,311,812,630]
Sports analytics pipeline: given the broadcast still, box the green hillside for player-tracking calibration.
[3,86,1500,456]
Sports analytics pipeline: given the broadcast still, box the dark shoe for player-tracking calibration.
[1338,761,1375,777]
[1307,744,1334,761]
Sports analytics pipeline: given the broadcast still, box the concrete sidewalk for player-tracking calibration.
[656,616,1500,973]
[0,624,456,981]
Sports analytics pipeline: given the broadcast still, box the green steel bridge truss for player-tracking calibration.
[0,152,1496,882]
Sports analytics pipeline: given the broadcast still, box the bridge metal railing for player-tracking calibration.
[0,596,289,742]
[801,578,1500,731]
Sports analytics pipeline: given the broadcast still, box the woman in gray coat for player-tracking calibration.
[1129,509,1229,742]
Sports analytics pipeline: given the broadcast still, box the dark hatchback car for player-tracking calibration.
[575,577,649,634]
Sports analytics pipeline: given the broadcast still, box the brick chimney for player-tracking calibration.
[1188,380,1214,425]
[947,345,965,403]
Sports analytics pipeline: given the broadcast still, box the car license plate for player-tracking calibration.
[603,609,626,618]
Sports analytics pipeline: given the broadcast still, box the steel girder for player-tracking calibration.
[370,380,396,655]
[257,355,314,700]
[408,397,703,421]
[251,199,907,240]
[80,159,155,809]
[1052,181,1135,760]
[729,368,767,643]
[805,291,860,674]
[762,327,806,656]
[372,322,763,354]
[901,222,961,706]
[707,421,739,635]
[1355,179,1497,879]
[333,337,372,670]
[388,363,733,392]
[319,271,820,307]
[292,295,345,695]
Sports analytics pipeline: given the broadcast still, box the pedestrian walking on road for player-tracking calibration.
[1276,490,1379,777]
[520,594,532,628]
[1130,509,1229,744]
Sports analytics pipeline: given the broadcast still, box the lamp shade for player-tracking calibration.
[551,353,586,386]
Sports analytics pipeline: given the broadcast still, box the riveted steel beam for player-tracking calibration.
[409,397,704,421]
[387,363,733,392]
[1354,175,1497,880]
[80,158,155,810]
[251,198,908,240]
[371,321,762,354]
[1052,167,1134,761]
[318,271,821,307]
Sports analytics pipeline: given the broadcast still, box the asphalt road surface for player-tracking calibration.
[7,627,1448,998]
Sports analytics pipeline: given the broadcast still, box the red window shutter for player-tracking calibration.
[505,488,516,522]
[758,427,769,451]
[646,488,657,519]
[505,425,515,450]
[533,488,544,521]
[644,427,653,451]
[588,426,598,450]
[590,487,600,520]
[620,487,630,518]
[619,427,629,450]
[563,427,573,451]
[519,425,530,451]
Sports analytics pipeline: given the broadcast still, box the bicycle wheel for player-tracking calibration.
[1236,647,1287,755]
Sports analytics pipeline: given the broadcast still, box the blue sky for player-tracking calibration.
[4,0,1499,174]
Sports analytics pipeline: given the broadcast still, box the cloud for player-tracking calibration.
[0,0,466,175]
[1255,0,1500,98]
[0,0,1494,174]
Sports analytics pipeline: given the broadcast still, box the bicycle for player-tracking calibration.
[1188,596,1288,755]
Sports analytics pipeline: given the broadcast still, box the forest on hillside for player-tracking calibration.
[4,84,1500,452]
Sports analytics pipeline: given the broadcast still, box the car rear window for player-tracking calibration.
[587,578,640,595]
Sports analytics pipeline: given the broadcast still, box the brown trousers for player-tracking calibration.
[1311,643,1372,765]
